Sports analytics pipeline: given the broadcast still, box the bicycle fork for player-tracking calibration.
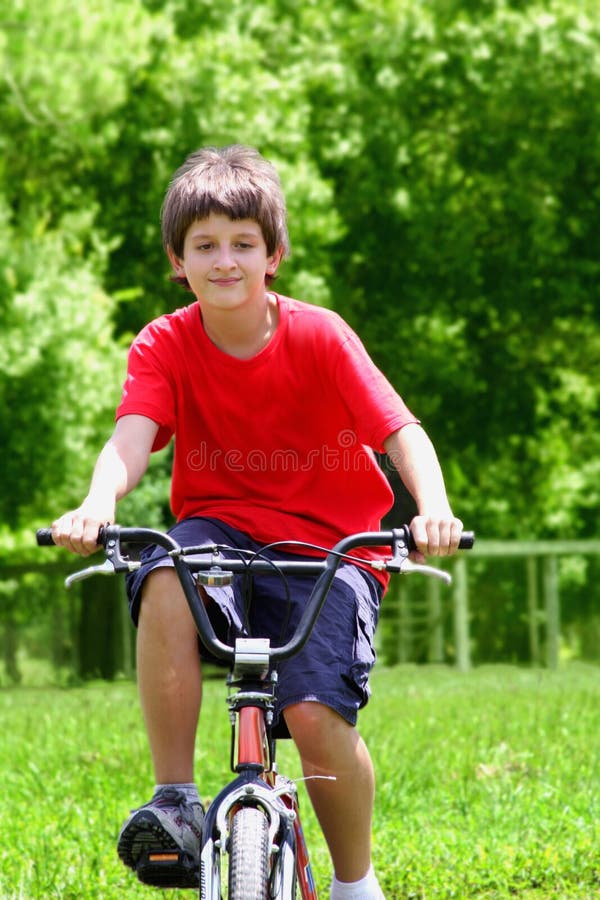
[199,769,318,898]
[199,700,319,899]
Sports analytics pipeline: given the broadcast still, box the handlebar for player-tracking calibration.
[36,525,474,665]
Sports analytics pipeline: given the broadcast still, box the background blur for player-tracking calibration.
[1,0,598,683]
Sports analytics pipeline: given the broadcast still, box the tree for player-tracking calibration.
[296,0,600,541]
[0,206,123,527]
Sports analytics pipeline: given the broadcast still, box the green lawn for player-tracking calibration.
[0,664,598,899]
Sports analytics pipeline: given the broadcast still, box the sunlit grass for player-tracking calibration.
[360,664,599,898]
[0,664,598,898]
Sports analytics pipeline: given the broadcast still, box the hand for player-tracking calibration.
[51,501,115,557]
[409,513,463,563]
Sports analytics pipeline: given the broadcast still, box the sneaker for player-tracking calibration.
[117,786,204,888]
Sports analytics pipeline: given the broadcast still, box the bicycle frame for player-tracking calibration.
[199,638,318,899]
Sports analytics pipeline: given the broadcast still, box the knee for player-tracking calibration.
[284,702,355,762]
[143,566,179,595]
[139,567,193,630]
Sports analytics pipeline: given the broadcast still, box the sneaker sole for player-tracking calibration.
[117,810,200,889]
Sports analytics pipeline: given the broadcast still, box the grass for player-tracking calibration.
[0,664,598,899]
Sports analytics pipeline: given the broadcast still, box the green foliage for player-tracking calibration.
[298,0,600,539]
[0,203,123,526]
[0,0,157,215]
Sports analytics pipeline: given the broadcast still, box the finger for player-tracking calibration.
[51,516,77,553]
[81,520,102,554]
[449,518,464,553]
[437,517,463,556]
[64,519,88,556]
[409,515,429,561]
[435,517,464,555]
[51,515,96,557]
[411,515,463,558]
[425,518,441,556]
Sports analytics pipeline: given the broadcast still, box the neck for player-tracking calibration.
[201,293,279,359]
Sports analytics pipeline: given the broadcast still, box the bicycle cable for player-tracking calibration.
[246,538,388,568]
[122,539,295,645]
[119,536,383,647]
[122,537,387,570]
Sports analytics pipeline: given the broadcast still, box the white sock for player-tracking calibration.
[330,865,385,899]
[154,783,201,805]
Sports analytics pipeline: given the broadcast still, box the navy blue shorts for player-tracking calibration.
[126,517,383,735]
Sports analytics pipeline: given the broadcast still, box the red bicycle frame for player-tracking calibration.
[236,702,319,898]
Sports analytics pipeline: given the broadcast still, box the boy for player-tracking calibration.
[52,145,463,898]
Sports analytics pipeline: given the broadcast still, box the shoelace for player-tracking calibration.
[151,787,203,832]
[148,787,194,825]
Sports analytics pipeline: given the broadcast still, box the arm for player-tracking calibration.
[52,414,160,556]
[383,423,463,560]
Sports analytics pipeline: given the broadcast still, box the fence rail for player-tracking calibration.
[383,539,600,671]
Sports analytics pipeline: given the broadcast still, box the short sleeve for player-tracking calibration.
[334,331,419,451]
[115,322,177,452]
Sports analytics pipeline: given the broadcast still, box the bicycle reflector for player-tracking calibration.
[198,566,234,586]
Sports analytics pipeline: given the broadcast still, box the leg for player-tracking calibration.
[136,567,202,783]
[284,702,375,883]
[118,567,205,888]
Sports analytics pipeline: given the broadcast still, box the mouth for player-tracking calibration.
[209,277,241,286]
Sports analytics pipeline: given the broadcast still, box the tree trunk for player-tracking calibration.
[78,576,127,680]
[3,615,22,684]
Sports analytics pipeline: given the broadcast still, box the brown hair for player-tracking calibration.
[161,145,290,288]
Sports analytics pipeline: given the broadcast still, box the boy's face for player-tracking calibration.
[168,213,282,313]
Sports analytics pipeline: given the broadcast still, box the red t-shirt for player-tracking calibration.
[116,294,418,573]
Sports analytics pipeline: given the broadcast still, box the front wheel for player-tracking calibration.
[228,806,270,899]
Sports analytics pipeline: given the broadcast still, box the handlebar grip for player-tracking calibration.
[459,531,475,550]
[35,526,107,547]
[36,528,56,546]
[406,529,475,551]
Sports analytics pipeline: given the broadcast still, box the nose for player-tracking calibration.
[214,244,236,271]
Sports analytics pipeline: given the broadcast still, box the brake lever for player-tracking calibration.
[379,526,452,584]
[64,552,142,588]
[399,558,452,585]
[65,559,118,589]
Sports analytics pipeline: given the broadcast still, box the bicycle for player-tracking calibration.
[37,523,474,898]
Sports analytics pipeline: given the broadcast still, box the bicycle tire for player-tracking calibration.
[228,806,270,899]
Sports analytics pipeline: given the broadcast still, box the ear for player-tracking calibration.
[266,245,284,277]
[166,246,186,277]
